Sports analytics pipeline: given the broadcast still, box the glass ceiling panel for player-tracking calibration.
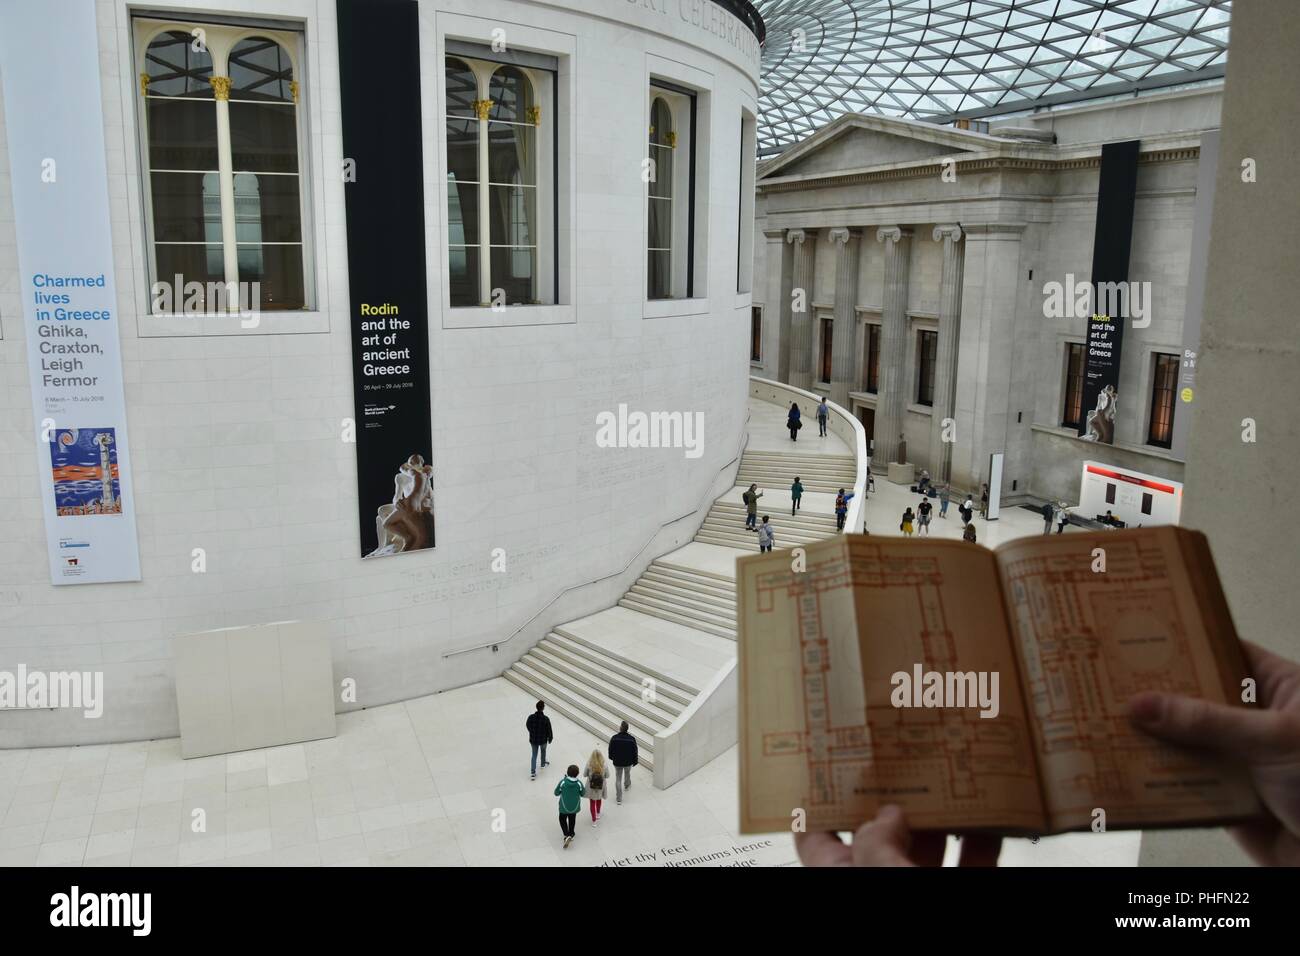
[754,0,1231,156]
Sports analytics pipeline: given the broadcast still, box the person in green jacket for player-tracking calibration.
[791,477,804,515]
[555,764,584,848]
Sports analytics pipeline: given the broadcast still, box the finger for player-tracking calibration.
[957,834,1002,867]
[794,830,853,867]
[1241,640,1300,707]
[1126,691,1296,762]
[851,804,917,867]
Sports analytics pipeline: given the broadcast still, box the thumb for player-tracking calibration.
[1127,691,1291,762]
[851,805,916,867]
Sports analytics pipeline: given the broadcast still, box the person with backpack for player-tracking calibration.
[583,750,609,827]
[916,498,933,535]
[758,515,775,553]
[787,402,802,441]
[608,722,639,804]
[743,483,763,531]
[1041,500,1054,535]
[790,477,804,515]
[835,488,855,531]
[555,765,584,848]
[960,496,974,525]
[816,398,829,437]
[526,700,553,780]
[900,507,915,536]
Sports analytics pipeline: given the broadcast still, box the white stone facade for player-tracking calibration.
[751,88,1222,505]
[0,0,760,747]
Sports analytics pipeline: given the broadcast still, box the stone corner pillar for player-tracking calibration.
[763,228,792,381]
[827,227,861,408]
[872,225,913,468]
[927,224,965,482]
[786,228,818,390]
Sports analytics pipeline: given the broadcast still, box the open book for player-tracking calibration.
[737,527,1260,836]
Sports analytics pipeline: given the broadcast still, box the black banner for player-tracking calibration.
[337,0,435,557]
[1080,139,1140,443]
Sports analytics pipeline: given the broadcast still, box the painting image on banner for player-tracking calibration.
[49,428,123,516]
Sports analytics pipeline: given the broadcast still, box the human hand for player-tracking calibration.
[1127,640,1300,866]
[795,805,1002,866]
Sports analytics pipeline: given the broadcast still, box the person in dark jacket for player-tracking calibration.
[527,700,553,780]
[607,721,639,804]
[787,402,802,441]
[963,522,977,543]
[1041,500,1054,535]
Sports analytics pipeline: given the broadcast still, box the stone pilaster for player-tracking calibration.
[827,228,860,408]
[928,224,965,481]
[786,228,818,390]
[874,225,912,467]
[763,228,791,380]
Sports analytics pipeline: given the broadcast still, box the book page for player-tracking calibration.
[995,527,1259,832]
[739,536,1045,835]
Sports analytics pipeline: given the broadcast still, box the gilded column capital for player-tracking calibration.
[139,73,150,97]
[933,224,963,243]
[525,105,541,126]
[209,76,232,101]
[290,80,300,104]
[472,98,494,120]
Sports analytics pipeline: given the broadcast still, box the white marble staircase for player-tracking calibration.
[736,449,858,495]
[693,499,840,552]
[502,625,701,774]
[618,557,737,639]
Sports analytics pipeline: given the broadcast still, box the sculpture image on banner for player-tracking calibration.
[368,453,436,557]
[49,428,125,517]
[1080,384,1117,443]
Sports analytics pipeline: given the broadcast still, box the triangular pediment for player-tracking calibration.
[758,113,1011,181]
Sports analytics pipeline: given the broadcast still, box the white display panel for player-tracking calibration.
[1078,460,1183,528]
[0,0,141,584]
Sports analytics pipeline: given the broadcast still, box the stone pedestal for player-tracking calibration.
[887,462,915,485]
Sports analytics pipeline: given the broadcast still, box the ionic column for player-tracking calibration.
[763,228,791,381]
[928,224,965,481]
[827,228,860,408]
[874,225,912,467]
[786,228,818,390]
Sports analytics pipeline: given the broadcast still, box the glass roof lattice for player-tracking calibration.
[753,0,1232,156]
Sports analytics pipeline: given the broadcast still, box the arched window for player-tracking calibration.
[137,21,307,315]
[142,31,222,309]
[444,54,547,307]
[647,96,675,300]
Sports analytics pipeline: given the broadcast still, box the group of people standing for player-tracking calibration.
[898,482,984,543]
[528,701,640,849]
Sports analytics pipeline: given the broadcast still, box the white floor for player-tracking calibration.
[745,403,854,455]
[0,673,1138,867]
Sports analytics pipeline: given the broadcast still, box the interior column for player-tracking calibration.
[828,228,860,408]
[928,224,965,481]
[873,225,912,469]
[786,228,818,390]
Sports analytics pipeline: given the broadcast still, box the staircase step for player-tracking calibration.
[543,633,694,707]
[639,569,736,604]
[509,659,667,742]
[526,645,681,725]
[618,591,735,629]
[503,668,655,774]
[616,598,736,639]
[649,558,733,587]
[551,626,702,697]
[629,581,735,615]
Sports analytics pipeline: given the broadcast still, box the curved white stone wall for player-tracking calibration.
[0,0,760,747]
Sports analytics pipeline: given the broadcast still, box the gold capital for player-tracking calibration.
[472,98,494,121]
[139,73,150,97]
[525,105,541,126]
[209,75,231,101]
[665,131,678,149]
[290,80,300,104]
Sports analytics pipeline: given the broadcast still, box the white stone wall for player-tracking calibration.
[0,0,759,747]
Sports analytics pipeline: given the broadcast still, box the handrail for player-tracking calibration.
[747,377,869,534]
[442,411,751,659]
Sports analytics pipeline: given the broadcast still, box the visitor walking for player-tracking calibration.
[816,398,829,437]
[743,484,763,530]
[527,700,552,780]
[900,507,915,536]
[1056,502,1070,534]
[758,515,775,552]
[917,498,933,535]
[1041,500,1054,535]
[555,765,583,848]
[608,721,639,804]
[959,496,973,525]
[787,402,802,441]
[963,522,977,543]
[583,750,609,827]
[939,483,951,519]
[979,484,990,519]
[791,477,804,515]
[835,488,855,531]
